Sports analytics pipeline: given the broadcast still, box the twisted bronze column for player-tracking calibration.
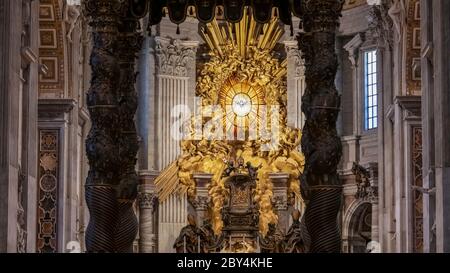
[115,11,143,253]
[83,0,141,252]
[298,0,344,253]
[84,0,122,252]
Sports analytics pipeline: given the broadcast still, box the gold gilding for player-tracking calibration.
[156,10,305,236]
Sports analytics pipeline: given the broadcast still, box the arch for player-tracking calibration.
[342,199,372,253]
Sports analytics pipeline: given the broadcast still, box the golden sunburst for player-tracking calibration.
[218,76,264,132]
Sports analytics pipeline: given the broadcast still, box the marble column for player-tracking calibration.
[392,96,422,252]
[297,0,344,252]
[341,33,365,172]
[378,44,395,253]
[269,173,289,234]
[367,1,396,253]
[154,38,198,253]
[193,174,213,226]
[367,162,379,243]
[343,33,364,135]
[137,32,155,171]
[138,182,157,253]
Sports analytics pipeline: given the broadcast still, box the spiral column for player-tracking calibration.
[83,0,122,252]
[83,0,142,252]
[114,9,143,253]
[298,0,345,253]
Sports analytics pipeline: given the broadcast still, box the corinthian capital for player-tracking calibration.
[155,38,199,77]
[138,192,157,210]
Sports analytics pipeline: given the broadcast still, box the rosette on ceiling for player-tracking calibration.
[128,0,303,32]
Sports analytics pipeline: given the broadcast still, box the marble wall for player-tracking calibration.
[0,0,40,253]
[420,0,450,253]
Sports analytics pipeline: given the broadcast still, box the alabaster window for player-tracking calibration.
[364,50,378,130]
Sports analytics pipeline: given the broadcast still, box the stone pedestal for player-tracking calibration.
[269,173,289,234]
